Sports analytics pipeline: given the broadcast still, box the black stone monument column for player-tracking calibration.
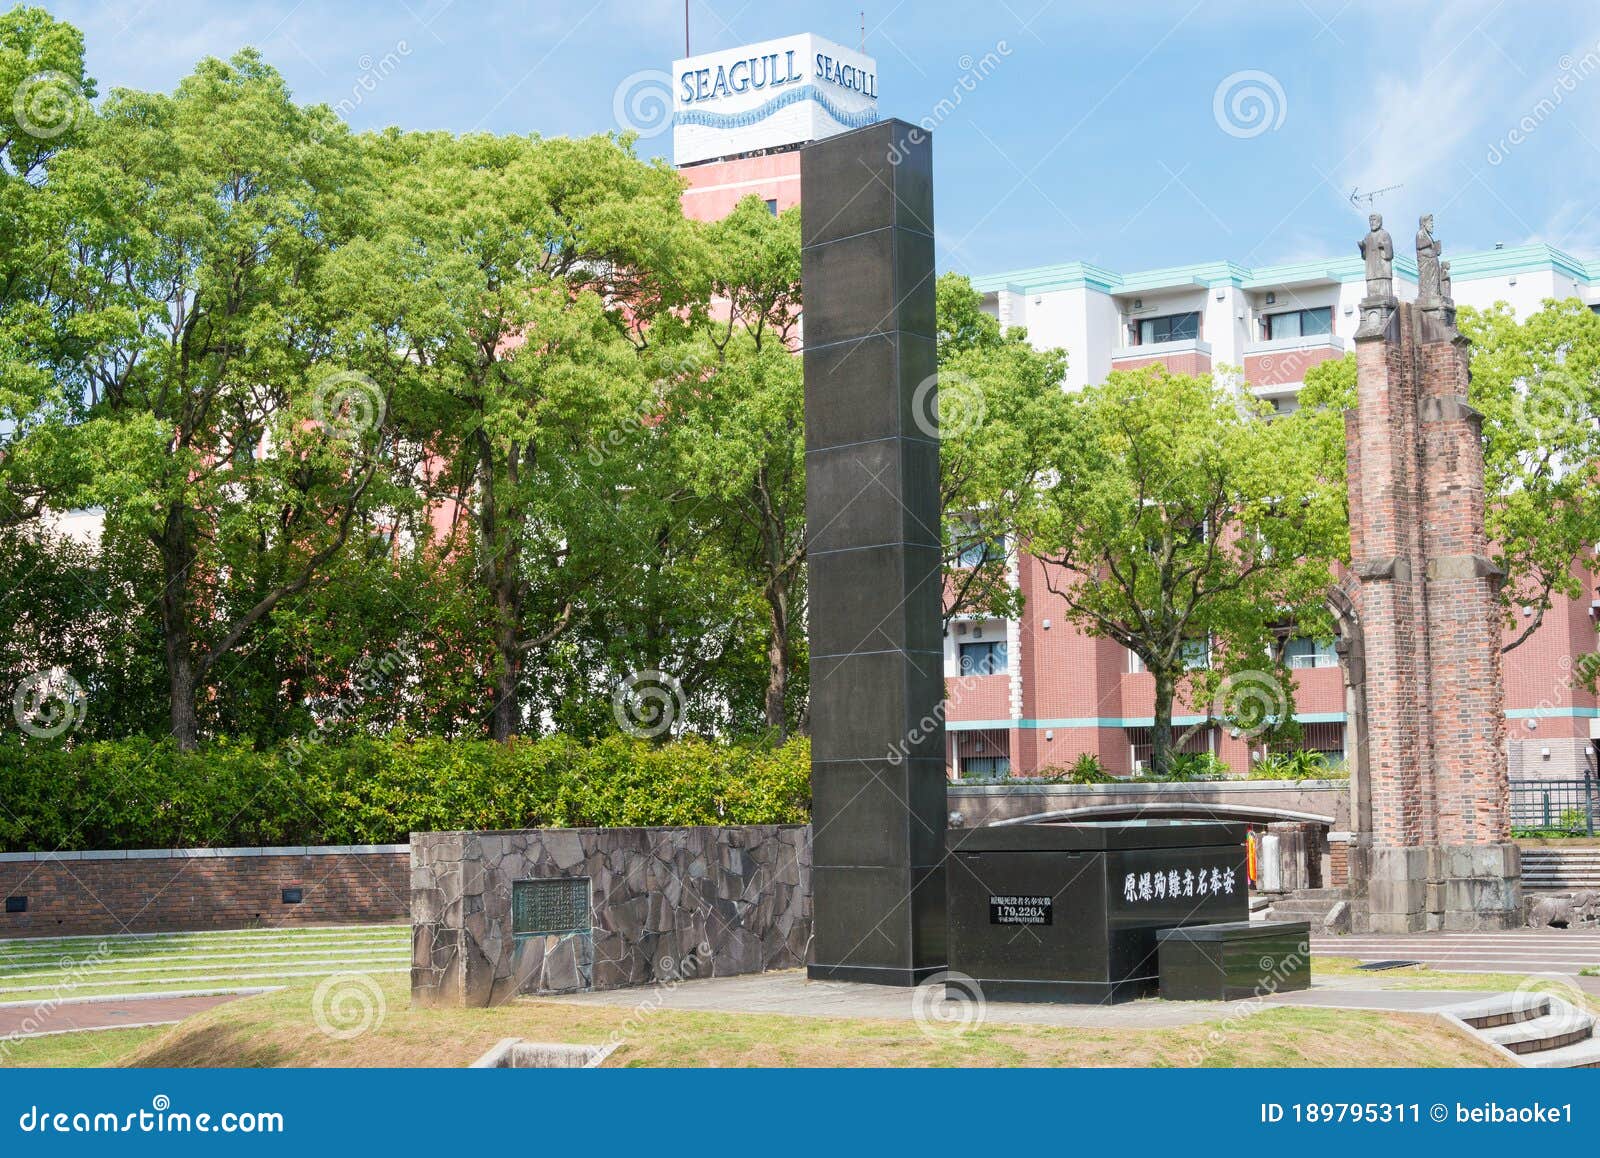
[801,119,946,985]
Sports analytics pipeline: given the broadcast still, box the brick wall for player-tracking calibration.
[0,846,409,938]
[1243,343,1343,388]
[1349,301,1513,852]
[1109,351,1212,377]
[1329,838,1349,887]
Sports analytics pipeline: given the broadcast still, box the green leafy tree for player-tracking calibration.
[32,52,385,747]
[935,273,1071,622]
[1307,302,1600,656]
[1460,301,1600,651]
[658,198,807,738]
[1024,365,1348,776]
[337,130,698,740]
[0,6,96,529]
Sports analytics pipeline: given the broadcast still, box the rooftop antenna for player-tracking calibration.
[1349,183,1403,208]
[684,0,690,56]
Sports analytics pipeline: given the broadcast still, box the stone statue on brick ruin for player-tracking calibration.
[1359,213,1393,300]
[1344,209,1520,933]
[1356,214,1396,337]
[1416,213,1444,309]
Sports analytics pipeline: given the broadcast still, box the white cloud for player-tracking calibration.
[1337,8,1509,218]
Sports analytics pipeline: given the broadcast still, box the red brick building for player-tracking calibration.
[671,46,1599,784]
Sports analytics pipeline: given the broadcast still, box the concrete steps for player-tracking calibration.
[1261,887,1346,928]
[1450,992,1600,1068]
[1521,848,1600,891]
[1483,1010,1592,1054]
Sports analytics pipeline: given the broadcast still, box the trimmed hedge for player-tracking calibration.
[0,734,812,852]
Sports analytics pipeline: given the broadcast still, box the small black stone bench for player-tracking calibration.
[1156,920,1311,1001]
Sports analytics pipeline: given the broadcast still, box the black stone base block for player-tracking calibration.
[806,963,946,987]
[976,977,1157,1005]
[946,821,1249,1005]
[1156,920,1312,1001]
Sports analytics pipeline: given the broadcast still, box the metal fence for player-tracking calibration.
[1509,778,1598,835]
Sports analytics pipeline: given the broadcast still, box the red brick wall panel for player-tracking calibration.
[0,850,408,938]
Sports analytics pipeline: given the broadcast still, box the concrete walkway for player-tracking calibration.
[1313,930,1600,974]
[548,968,1502,1029]
[0,992,248,1039]
[550,969,1247,1027]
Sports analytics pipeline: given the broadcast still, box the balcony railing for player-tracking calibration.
[1242,333,1347,358]
[1510,778,1598,835]
[1111,338,1213,362]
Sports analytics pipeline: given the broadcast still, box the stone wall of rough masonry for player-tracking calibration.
[0,846,409,937]
[410,825,811,1007]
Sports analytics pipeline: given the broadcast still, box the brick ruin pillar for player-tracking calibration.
[1346,257,1521,931]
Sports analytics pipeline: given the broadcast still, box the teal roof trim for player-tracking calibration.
[977,245,1591,296]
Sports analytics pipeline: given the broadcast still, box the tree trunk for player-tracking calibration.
[763,583,790,741]
[490,607,521,742]
[476,432,527,743]
[159,505,199,750]
[1150,669,1176,778]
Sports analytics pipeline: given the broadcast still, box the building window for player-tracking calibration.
[1136,311,1200,345]
[1126,725,1216,773]
[1284,636,1338,669]
[1271,721,1346,759]
[1128,640,1208,673]
[952,727,1010,778]
[956,535,1005,568]
[959,639,1008,676]
[961,754,1011,776]
[1264,306,1332,340]
[764,198,778,215]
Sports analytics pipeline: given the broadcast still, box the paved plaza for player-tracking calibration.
[1313,930,1600,974]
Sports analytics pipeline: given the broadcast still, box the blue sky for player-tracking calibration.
[46,0,1600,278]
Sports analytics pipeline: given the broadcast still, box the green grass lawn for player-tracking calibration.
[3,943,1570,1069]
[0,925,408,1004]
[0,970,1511,1069]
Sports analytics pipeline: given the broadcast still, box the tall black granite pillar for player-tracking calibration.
[802,119,946,985]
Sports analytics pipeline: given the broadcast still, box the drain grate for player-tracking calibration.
[1354,959,1422,971]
